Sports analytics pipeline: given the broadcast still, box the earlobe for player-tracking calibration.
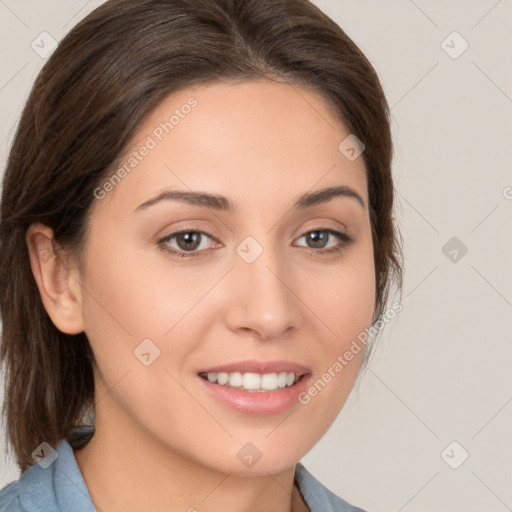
[26,222,85,335]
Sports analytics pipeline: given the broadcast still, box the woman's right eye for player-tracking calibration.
[158,229,219,258]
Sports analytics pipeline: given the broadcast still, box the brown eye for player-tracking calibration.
[175,231,202,251]
[295,228,353,254]
[305,230,329,249]
[158,229,218,258]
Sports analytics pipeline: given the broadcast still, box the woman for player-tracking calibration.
[0,0,402,510]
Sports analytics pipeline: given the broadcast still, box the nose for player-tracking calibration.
[223,243,303,341]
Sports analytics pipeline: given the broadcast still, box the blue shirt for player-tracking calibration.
[0,430,367,512]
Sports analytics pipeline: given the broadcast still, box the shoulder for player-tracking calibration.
[294,462,369,512]
[0,430,95,512]
[0,480,22,511]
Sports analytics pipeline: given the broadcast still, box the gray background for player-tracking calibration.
[0,1,511,511]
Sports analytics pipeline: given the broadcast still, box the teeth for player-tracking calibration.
[201,371,299,392]
[217,372,228,385]
[277,372,287,388]
[243,372,261,390]
[229,372,243,387]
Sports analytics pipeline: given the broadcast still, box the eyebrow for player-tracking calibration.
[134,185,366,213]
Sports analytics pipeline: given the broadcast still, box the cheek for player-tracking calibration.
[303,246,376,347]
[294,242,375,401]
[78,231,229,395]
[80,236,202,340]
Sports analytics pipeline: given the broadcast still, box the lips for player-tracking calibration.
[196,360,312,415]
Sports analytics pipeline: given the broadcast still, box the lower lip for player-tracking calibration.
[198,374,311,416]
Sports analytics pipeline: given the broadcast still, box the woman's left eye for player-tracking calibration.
[157,228,353,258]
[293,228,353,254]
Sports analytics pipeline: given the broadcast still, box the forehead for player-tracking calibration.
[94,80,368,215]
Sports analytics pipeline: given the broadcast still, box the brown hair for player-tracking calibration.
[0,0,402,471]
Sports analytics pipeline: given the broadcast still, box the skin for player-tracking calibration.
[27,80,375,512]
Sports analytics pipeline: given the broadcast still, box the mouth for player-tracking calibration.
[196,360,312,415]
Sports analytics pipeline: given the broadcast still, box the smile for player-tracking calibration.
[196,360,312,415]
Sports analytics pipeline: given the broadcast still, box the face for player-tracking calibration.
[76,80,375,475]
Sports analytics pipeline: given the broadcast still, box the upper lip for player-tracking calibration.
[198,360,311,376]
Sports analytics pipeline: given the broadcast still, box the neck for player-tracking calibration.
[73,416,309,512]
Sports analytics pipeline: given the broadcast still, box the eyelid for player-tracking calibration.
[295,227,352,245]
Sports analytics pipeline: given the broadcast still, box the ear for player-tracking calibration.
[26,222,85,335]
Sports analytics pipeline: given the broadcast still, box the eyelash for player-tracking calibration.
[157,227,354,259]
